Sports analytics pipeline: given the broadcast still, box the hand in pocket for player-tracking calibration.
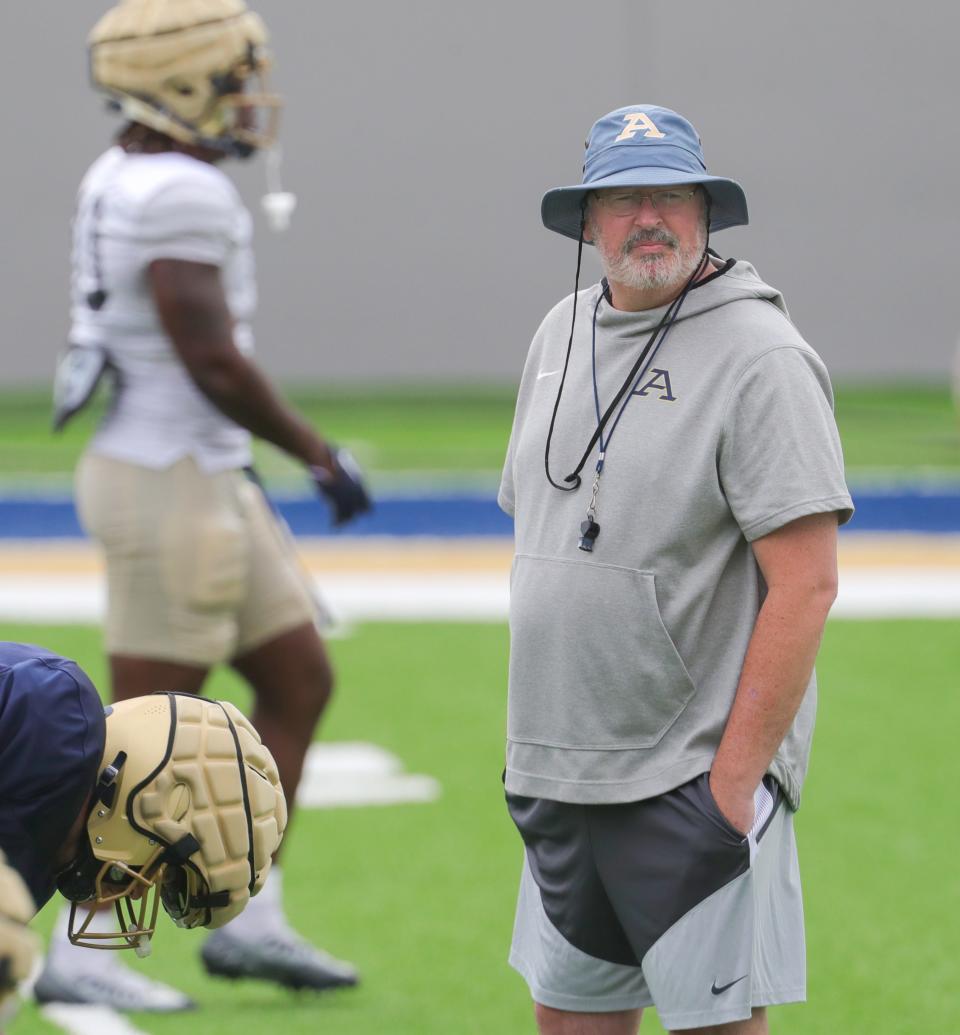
[707,772,755,836]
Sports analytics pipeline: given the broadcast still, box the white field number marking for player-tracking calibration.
[41,1005,150,1035]
[296,742,441,808]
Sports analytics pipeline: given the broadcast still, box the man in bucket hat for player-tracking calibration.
[499,105,854,1033]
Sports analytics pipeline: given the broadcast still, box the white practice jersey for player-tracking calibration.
[69,147,255,472]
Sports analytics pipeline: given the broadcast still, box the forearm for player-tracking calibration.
[192,350,331,469]
[711,583,835,802]
[148,258,333,471]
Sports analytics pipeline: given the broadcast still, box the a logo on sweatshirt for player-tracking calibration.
[632,368,676,402]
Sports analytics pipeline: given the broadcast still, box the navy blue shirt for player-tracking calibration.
[0,643,106,910]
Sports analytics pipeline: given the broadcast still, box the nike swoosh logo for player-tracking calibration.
[711,975,748,995]
[536,369,560,380]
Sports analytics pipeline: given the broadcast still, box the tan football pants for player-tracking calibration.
[76,453,319,665]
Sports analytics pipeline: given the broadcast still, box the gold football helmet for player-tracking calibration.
[56,694,287,954]
[0,851,40,1024]
[89,0,282,156]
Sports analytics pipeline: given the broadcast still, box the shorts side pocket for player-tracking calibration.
[160,485,248,613]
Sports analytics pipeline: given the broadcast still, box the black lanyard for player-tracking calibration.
[541,206,711,545]
[575,249,707,554]
[577,262,704,552]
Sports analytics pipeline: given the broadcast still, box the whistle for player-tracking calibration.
[578,518,600,552]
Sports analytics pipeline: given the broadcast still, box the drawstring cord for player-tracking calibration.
[543,207,586,491]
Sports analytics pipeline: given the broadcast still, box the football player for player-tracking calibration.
[0,643,286,1008]
[47,0,367,1011]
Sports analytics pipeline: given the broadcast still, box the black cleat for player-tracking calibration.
[200,927,358,991]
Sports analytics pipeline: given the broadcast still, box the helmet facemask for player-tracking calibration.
[203,44,282,158]
[60,841,165,957]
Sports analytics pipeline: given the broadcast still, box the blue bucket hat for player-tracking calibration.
[541,104,748,241]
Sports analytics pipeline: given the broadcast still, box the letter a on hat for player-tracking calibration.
[615,112,666,141]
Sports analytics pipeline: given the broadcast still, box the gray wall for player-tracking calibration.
[2,1,957,385]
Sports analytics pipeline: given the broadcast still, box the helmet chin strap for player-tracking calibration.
[261,146,297,232]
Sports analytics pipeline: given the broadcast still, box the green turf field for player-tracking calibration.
[3,381,958,1032]
[0,386,518,487]
[1,383,957,487]
[5,619,959,1035]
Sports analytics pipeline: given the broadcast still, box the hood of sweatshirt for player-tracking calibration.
[592,256,790,337]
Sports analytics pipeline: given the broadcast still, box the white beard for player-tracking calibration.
[593,222,706,294]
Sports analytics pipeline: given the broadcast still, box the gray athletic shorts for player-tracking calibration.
[76,453,321,665]
[506,773,806,1031]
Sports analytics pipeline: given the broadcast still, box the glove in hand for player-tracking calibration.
[311,447,372,526]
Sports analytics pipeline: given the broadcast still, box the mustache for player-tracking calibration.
[622,228,678,255]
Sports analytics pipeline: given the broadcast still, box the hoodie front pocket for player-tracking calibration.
[508,553,697,750]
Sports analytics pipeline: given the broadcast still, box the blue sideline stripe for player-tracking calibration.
[0,490,957,539]
[0,494,510,539]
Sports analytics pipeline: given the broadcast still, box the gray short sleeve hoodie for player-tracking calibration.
[499,260,853,809]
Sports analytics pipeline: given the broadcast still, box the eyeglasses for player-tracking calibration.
[593,187,700,216]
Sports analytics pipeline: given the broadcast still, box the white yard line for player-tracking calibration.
[0,578,105,623]
[0,570,959,622]
[833,569,960,617]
